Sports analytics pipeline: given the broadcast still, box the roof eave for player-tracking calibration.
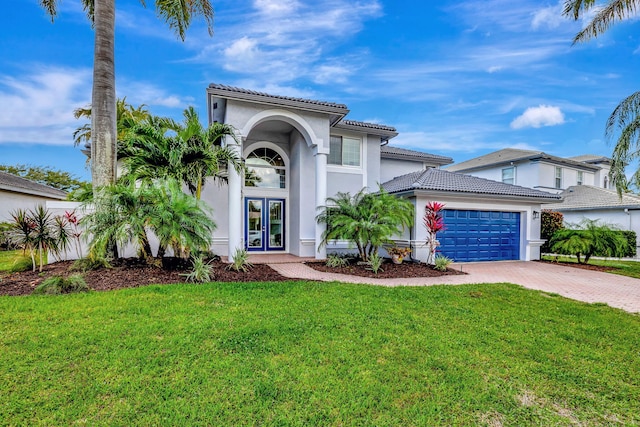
[0,183,67,200]
[333,122,398,139]
[380,152,453,165]
[386,188,560,203]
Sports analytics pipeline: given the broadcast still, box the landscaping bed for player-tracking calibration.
[306,259,466,279]
[537,259,616,273]
[0,258,288,296]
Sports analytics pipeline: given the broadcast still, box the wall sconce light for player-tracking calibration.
[532,211,540,220]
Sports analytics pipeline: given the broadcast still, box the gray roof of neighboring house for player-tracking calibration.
[0,171,67,199]
[566,154,612,164]
[544,185,640,211]
[207,83,349,115]
[381,168,561,200]
[447,148,601,172]
[381,146,454,166]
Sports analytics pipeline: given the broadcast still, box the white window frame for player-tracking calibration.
[577,170,583,186]
[555,166,563,189]
[501,166,515,185]
[328,135,362,168]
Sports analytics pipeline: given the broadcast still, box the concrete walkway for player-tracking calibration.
[269,261,640,313]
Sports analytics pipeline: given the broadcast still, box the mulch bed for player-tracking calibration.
[536,259,615,273]
[0,258,289,297]
[306,260,466,279]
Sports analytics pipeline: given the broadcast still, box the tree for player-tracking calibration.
[120,107,243,199]
[423,201,446,265]
[563,0,640,195]
[550,218,630,263]
[0,164,86,192]
[316,187,414,261]
[39,0,215,193]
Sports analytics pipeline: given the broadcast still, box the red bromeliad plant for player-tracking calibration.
[424,201,445,265]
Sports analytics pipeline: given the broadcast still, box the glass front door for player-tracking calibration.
[245,198,285,252]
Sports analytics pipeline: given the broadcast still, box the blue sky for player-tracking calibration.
[1,0,639,182]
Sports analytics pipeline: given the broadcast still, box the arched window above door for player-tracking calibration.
[245,147,286,189]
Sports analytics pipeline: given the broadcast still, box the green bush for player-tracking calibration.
[366,253,384,274]
[326,253,350,268]
[434,254,453,271]
[71,253,112,272]
[550,219,630,263]
[181,255,214,283]
[622,230,637,257]
[541,210,564,253]
[227,247,252,272]
[33,274,89,295]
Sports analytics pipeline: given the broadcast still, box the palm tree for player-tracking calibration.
[563,0,640,194]
[39,0,214,193]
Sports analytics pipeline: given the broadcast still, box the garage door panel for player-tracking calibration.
[438,209,520,262]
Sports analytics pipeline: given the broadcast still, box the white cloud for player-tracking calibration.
[510,105,565,129]
[117,81,193,109]
[0,66,91,145]
[487,66,502,73]
[531,2,565,30]
[253,0,300,15]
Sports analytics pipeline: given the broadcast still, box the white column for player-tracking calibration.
[315,152,328,260]
[227,139,242,261]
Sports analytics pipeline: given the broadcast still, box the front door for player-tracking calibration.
[245,198,285,252]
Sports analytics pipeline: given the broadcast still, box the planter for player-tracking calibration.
[391,254,403,264]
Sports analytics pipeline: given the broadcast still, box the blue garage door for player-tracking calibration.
[438,210,520,262]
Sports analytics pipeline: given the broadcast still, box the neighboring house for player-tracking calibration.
[446,148,612,194]
[0,171,67,223]
[201,84,560,262]
[543,185,640,255]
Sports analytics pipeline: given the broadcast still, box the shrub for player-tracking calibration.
[182,255,214,283]
[317,186,414,262]
[33,274,89,295]
[367,253,384,274]
[326,253,349,268]
[541,210,564,253]
[550,219,630,263]
[227,247,253,272]
[71,253,111,272]
[622,230,637,257]
[434,254,453,271]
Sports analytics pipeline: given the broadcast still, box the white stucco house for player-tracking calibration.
[447,149,612,194]
[200,84,560,263]
[0,171,67,222]
[543,185,640,255]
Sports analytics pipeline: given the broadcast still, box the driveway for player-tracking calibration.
[269,261,640,313]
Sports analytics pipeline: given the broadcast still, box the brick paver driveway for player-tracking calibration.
[270,261,640,313]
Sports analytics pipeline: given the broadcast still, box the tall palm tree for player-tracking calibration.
[563,0,640,194]
[39,0,215,193]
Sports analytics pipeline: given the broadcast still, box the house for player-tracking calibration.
[446,149,612,194]
[202,84,560,262]
[543,185,640,255]
[0,171,67,222]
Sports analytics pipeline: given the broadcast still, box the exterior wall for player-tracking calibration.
[411,195,544,262]
[366,135,381,189]
[0,190,64,222]
[200,180,230,256]
[288,129,317,257]
[380,158,424,184]
[594,164,612,188]
[559,208,640,257]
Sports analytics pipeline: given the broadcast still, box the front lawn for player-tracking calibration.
[543,255,640,279]
[1,281,638,426]
[0,250,32,273]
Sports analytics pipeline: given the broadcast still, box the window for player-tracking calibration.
[555,167,562,189]
[502,167,514,185]
[577,171,583,185]
[604,176,609,189]
[329,135,361,166]
[245,147,286,189]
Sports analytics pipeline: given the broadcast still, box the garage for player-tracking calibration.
[438,209,521,262]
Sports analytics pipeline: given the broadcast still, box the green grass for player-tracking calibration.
[0,250,32,273]
[543,255,640,279]
[1,281,639,426]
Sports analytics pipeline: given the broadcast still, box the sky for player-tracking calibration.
[1,0,639,182]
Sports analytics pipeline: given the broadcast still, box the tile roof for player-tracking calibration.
[381,168,561,200]
[544,185,640,210]
[208,83,348,110]
[381,146,453,165]
[447,148,600,172]
[566,154,612,164]
[0,171,67,199]
[339,120,397,133]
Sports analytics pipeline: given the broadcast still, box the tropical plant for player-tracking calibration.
[317,187,414,262]
[434,254,453,272]
[326,253,350,268]
[424,201,446,265]
[366,252,384,274]
[181,255,214,283]
[541,210,564,253]
[33,274,89,295]
[550,219,630,263]
[563,0,640,195]
[71,253,111,272]
[7,206,70,272]
[39,0,215,191]
[227,247,252,272]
